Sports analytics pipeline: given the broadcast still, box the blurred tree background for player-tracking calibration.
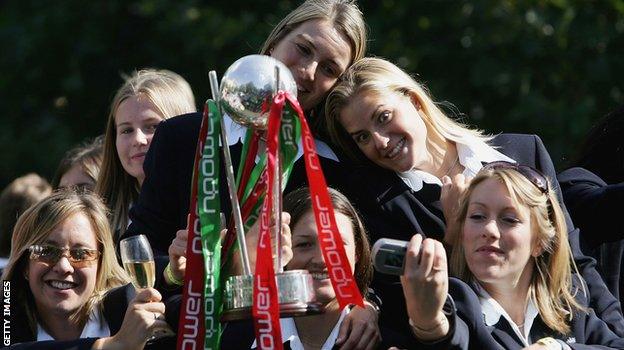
[1,0,623,188]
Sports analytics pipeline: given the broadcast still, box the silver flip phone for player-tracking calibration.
[372,238,408,275]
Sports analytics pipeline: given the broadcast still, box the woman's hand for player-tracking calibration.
[92,288,170,350]
[440,174,470,244]
[231,212,292,274]
[167,228,188,284]
[400,235,449,341]
[335,302,381,350]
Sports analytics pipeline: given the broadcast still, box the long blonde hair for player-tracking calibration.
[1,190,129,334]
[96,68,196,233]
[449,167,584,335]
[326,57,491,163]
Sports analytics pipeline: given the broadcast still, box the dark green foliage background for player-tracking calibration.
[1,0,622,188]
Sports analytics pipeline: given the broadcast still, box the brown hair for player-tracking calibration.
[0,173,52,257]
[52,135,104,191]
[283,187,372,295]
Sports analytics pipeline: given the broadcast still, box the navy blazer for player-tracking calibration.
[344,134,624,338]
[4,284,176,349]
[125,112,352,256]
[559,167,624,302]
[411,278,624,350]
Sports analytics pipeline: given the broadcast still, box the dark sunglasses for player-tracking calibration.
[482,161,549,194]
[28,244,100,267]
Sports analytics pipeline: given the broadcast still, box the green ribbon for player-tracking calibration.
[198,100,223,349]
[237,104,301,230]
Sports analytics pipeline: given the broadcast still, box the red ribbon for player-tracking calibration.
[177,105,208,350]
[252,94,284,350]
[284,93,364,309]
[251,92,363,349]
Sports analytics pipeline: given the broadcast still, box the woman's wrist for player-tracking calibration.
[92,336,129,350]
[164,262,183,286]
[409,313,450,341]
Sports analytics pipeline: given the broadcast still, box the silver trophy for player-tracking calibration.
[209,55,322,321]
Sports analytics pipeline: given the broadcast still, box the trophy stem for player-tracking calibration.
[209,70,252,276]
[273,65,284,274]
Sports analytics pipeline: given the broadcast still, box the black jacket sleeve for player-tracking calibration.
[558,167,624,248]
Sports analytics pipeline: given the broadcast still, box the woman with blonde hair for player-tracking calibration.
[400,164,624,349]
[325,57,624,337]
[1,190,172,349]
[96,68,196,238]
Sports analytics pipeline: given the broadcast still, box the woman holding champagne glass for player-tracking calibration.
[1,190,173,349]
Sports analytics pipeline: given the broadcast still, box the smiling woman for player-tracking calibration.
[220,187,380,349]
[1,191,174,349]
[95,69,196,238]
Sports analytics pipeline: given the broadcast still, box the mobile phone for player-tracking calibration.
[372,238,408,275]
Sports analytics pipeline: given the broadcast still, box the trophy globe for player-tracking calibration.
[220,54,297,130]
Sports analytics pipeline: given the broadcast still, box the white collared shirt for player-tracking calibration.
[37,308,110,341]
[223,114,339,162]
[251,307,350,350]
[397,136,515,192]
[473,282,538,347]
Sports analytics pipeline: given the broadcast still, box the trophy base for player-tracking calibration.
[221,302,324,322]
[222,270,323,322]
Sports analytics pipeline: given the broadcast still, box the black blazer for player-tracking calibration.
[3,284,176,349]
[558,167,624,248]
[344,134,624,339]
[411,277,624,350]
[125,112,352,256]
[559,167,624,302]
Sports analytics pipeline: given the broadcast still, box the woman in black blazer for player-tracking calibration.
[401,165,624,349]
[1,191,172,349]
[558,105,624,302]
[324,57,624,339]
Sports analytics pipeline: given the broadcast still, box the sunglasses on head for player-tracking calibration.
[482,161,549,194]
[28,244,100,268]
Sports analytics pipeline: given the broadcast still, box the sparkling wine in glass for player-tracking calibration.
[119,235,174,339]
[120,235,156,289]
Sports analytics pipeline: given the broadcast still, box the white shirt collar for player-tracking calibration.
[474,282,539,346]
[223,113,339,162]
[251,307,350,349]
[398,136,515,192]
[37,308,111,341]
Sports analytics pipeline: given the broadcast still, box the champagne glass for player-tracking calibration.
[120,235,156,289]
[119,235,174,339]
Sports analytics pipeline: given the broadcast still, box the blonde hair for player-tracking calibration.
[449,167,585,335]
[260,0,367,65]
[96,68,196,232]
[326,57,491,163]
[1,190,129,334]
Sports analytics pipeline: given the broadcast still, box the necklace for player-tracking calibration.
[443,156,460,177]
